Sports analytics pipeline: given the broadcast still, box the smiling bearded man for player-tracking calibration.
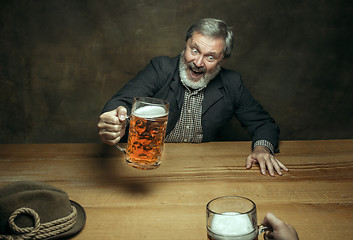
[179,49,222,90]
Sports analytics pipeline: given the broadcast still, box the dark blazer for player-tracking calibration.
[102,55,280,152]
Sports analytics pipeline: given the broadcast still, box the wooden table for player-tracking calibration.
[1,140,352,239]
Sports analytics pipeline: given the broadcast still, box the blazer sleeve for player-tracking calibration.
[227,71,280,153]
[101,56,177,115]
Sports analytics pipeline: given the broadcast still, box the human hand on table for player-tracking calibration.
[261,212,299,240]
[97,106,127,145]
[245,146,288,176]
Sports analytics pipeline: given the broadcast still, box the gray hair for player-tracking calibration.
[185,18,234,59]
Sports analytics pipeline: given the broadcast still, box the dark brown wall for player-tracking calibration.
[1,0,352,143]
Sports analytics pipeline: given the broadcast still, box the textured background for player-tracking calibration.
[1,0,352,143]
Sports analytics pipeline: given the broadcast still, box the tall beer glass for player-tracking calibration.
[125,97,169,170]
[206,196,266,240]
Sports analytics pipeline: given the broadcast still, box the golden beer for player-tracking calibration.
[126,100,168,169]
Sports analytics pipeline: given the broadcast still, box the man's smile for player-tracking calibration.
[187,64,205,81]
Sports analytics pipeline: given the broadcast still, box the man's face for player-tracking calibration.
[181,32,225,89]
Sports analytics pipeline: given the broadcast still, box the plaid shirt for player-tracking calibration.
[165,83,205,143]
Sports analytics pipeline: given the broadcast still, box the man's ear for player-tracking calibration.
[220,58,227,67]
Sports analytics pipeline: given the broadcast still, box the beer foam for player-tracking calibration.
[134,105,167,118]
[210,212,255,238]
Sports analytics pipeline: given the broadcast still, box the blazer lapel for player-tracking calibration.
[202,75,223,115]
[170,67,184,110]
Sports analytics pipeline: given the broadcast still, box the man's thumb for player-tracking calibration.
[116,106,127,121]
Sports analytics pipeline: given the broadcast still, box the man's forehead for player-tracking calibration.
[188,32,225,56]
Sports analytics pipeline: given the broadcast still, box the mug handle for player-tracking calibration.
[113,116,130,154]
[114,144,126,154]
[258,224,270,235]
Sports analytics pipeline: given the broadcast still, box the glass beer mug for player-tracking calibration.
[115,97,169,170]
[206,196,268,240]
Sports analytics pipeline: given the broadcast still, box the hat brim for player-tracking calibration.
[48,200,86,240]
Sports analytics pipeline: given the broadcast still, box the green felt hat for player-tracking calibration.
[0,181,86,239]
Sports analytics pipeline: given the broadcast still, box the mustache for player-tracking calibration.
[187,62,206,73]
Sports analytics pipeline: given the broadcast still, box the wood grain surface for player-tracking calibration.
[1,140,352,239]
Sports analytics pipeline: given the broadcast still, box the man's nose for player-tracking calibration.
[194,55,204,67]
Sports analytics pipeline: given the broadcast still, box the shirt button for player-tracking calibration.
[188,110,192,113]
[186,125,190,129]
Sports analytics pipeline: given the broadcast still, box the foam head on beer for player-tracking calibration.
[133,105,167,118]
[210,212,254,237]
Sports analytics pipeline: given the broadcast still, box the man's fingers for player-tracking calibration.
[98,122,125,144]
[246,150,288,177]
[263,212,283,228]
[270,157,283,176]
[263,155,275,177]
[98,106,128,145]
[99,122,122,133]
[99,130,124,145]
[99,107,127,125]
[258,157,268,176]
[277,159,289,172]
[245,156,254,169]
[99,130,119,140]
[99,112,119,125]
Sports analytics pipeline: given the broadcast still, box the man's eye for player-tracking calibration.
[207,56,215,62]
[191,49,197,54]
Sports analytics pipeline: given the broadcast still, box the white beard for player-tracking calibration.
[179,51,222,89]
